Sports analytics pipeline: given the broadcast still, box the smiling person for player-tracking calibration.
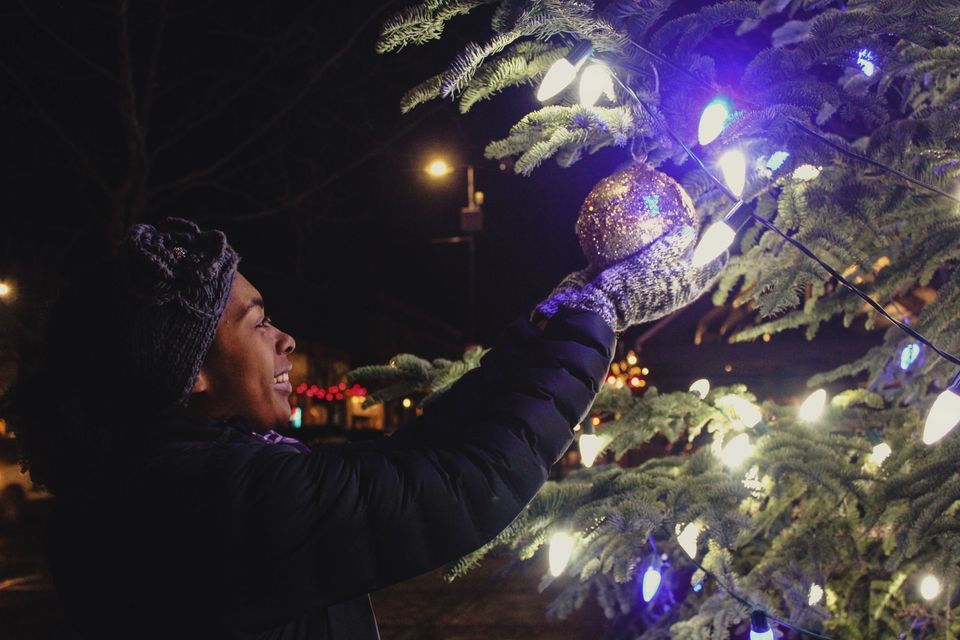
[2,217,726,639]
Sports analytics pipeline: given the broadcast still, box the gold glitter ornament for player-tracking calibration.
[576,163,698,270]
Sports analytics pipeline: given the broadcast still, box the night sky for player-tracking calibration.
[0,0,878,390]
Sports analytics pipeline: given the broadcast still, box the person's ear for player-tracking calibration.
[192,368,209,394]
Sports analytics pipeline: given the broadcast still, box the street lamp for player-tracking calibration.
[425,159,485,344]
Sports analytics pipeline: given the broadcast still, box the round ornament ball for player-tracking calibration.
[576,163,698,270]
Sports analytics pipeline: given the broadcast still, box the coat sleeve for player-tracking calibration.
[226,308,615,631]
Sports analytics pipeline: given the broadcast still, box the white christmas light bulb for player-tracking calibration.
[579,433,605,468]
[677,521,703,559]
[923,383,960,445]
[750,611,774,640]
[578,64,614,107]
[689,378,711,399]
[920,574,942,600]
[720,433,753,468]
[868,442,892,466]
[719,149,747,198]
[808,583,824,606]
[691,221,736,268]
[799,389,827,422]
[641,559,663,602]
[548,532,574,577]
[698,98,731,145]
[719,395,762,428]
[537,42,592,102]
[792,164,821,181]
[537,59,577,102]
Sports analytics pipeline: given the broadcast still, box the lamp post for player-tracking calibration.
[426,160,484,344]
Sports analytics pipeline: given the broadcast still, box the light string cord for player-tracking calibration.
[608,64,960,368]
[658,526,838,640]
[749,213,960,367]
[621,40,960,206]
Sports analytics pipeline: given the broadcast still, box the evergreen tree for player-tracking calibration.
[350,1,960,637]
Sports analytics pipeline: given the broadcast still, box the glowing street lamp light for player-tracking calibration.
[0,282,11,298]
[426,159,453,177]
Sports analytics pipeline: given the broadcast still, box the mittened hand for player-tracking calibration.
[531,229,729,334]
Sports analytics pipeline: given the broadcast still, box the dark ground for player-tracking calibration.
[0,499,606,639]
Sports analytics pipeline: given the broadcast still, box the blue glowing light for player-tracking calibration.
[900,343,921,370]
[857,49,876,77]
[697,98,732,145]
[290,407,302,429]
[766,151,790,171]
[643,194,661,216]
[641,564,662,602]
[692,582,703,593]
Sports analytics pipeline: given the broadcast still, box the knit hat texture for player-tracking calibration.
[115,217,239,414]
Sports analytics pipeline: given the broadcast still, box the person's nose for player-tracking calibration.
[277,330,296,355]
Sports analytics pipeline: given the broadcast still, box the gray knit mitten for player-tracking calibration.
[532,229,728,333]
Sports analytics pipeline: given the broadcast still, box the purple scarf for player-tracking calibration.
[251,429,311,454]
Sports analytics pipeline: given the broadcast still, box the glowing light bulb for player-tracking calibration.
[691,221,736,268]
[720,433,754,468]
[856,48,876,77]
[426,160,451,176]
[920,574,942,600]
[0,282,11,298]
[641,558,663,602]
[868,442,892,466]
[792,164,821,181]
[808,583,824,606]
[579,433,605,468]
[719,395,762,428]
[689,379,711,399]
[548,532,574,576]
[765,151,790,171]
[626,352,638,366]
[750,611,774,640]
[923,376,960,445]
[799,389,827,422]
[900,343,920,370]
[676,521,703,559]
[537,42,593,102]
[578,63,614,107]
[402,398,412,408]
[719,149,747,198]
[697,98,732,145]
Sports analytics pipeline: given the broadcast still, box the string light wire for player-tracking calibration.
[660,526,838,640]
[608,62,960,368]
[620,41,960,206]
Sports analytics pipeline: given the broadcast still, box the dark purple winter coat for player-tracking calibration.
[46,308,615,639]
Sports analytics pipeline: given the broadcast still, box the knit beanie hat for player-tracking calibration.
[114,217,240,414]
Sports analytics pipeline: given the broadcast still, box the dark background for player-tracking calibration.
[0,0,879,395]
[0,0,638,360]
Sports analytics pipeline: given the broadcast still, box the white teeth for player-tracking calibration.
[273,372,289,384]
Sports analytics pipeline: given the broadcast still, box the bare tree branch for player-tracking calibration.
[15,0,119,86]
[148,0,398,200]
[140,1,168,143]
[116,0,148,233]
[0,60,112,198]
[200,101,445,223]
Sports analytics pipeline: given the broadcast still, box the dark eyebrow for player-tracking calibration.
[239,297,264,321]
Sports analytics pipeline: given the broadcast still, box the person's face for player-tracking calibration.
[188,272,297,430]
